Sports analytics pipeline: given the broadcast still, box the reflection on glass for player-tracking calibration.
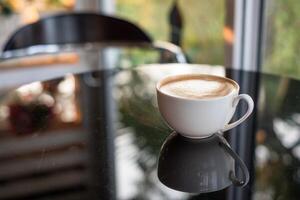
[0,66,300,199]
[115,68,191,199]
[114,66,233,199]
[157,132,247,194]
[0,74,86,199]
[255,75,300,200]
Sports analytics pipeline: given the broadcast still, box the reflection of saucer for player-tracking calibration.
[157,132,249,193]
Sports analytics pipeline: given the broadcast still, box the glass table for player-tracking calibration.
[0,58,299,200]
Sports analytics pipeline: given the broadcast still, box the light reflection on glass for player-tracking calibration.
[57,74,76,95]
[115,130,189,200]
[292,113,300,125]
[16,81,43,97]
[116,132,143,199]
[273,118,300,148]
[56,74,78,122]
[0,73,82,135]
[292,145,300,160]
[256,145,271,168]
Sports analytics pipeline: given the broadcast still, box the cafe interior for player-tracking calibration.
[0,0,299,200]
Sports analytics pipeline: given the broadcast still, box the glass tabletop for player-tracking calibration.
[0,63,299,200]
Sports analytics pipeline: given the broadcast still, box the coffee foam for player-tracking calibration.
[159,75,237,99]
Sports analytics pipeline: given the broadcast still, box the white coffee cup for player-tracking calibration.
[156,74,254,138]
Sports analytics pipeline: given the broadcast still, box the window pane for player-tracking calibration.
[116,0,225,65]
[261,0,300,78]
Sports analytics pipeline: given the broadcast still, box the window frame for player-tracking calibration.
[231,0,265,71]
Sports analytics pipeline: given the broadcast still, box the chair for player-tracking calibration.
[1,12,186,63]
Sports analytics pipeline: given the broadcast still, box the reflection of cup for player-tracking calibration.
[156,74,254,138]
[157,132,249,193]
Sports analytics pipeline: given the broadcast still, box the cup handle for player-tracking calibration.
[222,94,254,132]
[217,134,250,187]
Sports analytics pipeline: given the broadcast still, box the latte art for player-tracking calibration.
[160,76,237,99]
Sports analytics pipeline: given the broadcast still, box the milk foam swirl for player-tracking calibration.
[160,77,237,99]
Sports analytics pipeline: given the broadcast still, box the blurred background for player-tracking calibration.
[1,0,300,78]
[0,1,300,200]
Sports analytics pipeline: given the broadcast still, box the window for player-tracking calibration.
[116,0,225,65]
[261,0,300,79]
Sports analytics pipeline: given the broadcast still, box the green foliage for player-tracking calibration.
[116,0,300,78]
[263,0,300,79]
[116,0,225,65]
[178,0,224,64]
[116,70,170,155]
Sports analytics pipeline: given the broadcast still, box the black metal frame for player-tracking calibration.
[1,12,186,63]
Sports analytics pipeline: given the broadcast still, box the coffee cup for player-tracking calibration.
[156,74,254,138]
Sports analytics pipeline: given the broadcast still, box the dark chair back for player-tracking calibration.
[3,13,151,51]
